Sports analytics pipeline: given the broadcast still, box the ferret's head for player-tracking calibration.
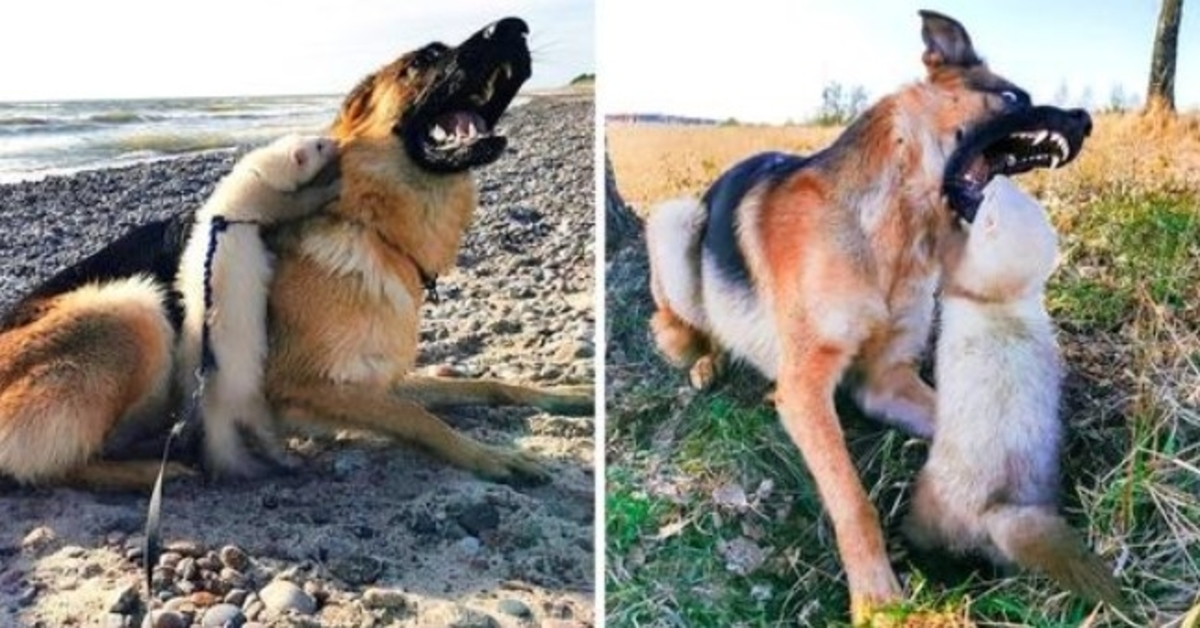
[948,176,1059,301]
[255,134,339,191]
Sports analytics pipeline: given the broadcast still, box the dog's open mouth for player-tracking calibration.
[400,18,532,173]
[944,106,1092,221]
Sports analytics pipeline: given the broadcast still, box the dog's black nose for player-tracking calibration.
[483,17,529,41]
[1069,108,1093,137]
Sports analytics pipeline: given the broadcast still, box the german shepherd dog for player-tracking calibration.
[0,18,591,489]
[644,11,1091,620]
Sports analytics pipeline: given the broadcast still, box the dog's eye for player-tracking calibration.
[998,89,1029,109]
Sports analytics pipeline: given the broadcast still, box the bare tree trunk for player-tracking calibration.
[1146,0,1184,112]
[605,149,640,252]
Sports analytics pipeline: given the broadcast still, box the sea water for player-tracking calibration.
[0,95,341,183]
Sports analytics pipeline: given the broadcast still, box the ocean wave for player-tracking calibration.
[88,111,161,124]
[0,116,55,126]
[114,132,242,155]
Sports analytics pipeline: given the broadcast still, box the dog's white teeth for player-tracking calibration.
[502,63,513,80]
[431,125,449,142]
[1053,134,1068,157]
[1050,155,1061,169]
[466,121,478,138]
[1032,130,1049,146]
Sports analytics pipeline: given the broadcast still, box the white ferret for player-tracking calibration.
[903,176,1121,605]
[176,133,339,477]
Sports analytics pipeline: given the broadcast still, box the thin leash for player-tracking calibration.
[143,215,256,603]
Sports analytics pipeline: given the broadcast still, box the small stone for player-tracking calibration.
[224,588,248,607]
[141,609,187,628]
[109,583,141,615]
[21,526,56,553]
[219,567,247,589]
[259,580,316,615]
[361,587,408,611]
[16,585,37,606]
[456,502,501,536]
[105,612,131,628]
[62,545,86,558]
[177,557,198,581]
[158,552,183,569]
[163,597,197,615]
[218,545,249,572]
[196,554,221,572]
[302,580,327,604]
[200,603,246,628]
[327,555,383,586]
[190,591,220,607]
[81,562,105,579]
[243,599,265,620]
[456,536,482,555]
[164,540,205,558]
[498,599,532,618]
[445,605,499,628]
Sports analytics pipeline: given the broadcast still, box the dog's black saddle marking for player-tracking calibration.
[1,211,194,332]
[701,151,811,287]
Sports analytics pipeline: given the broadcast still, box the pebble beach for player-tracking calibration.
[0,94,596,627]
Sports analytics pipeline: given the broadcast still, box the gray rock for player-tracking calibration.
[224,588,248,607]
[200,603,246,628]
[258,579,316,615]
[498,598,533,618]
[445,605,500,628]
[361,587,408,611]
[456,502,501,536]
[218,545,249,572]
[108,583,140,614]
[141,609,187,628]
[326,554,383,586]
[455,536,482,555]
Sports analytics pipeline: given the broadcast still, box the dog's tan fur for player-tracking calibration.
[258,42,591,485]
[646,12,1037,621]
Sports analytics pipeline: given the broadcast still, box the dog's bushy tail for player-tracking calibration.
[984,504,1123,607]
[645,197,708,331]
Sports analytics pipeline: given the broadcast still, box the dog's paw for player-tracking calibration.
[848,570,904,626]
[688,354,721,390]
[473,445,551,487]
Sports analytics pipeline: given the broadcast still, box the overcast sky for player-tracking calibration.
[600,0,1199,123]
[0,0,594,101]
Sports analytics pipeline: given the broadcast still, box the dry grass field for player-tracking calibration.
[605,112,1199,627]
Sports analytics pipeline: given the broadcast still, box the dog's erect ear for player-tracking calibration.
[919,10,982,71]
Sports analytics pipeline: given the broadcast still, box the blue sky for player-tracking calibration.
[0,0,594,101]
[600,0,1199,122]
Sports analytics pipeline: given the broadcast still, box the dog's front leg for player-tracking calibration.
[854,276,938,438]
[777,336,901,623]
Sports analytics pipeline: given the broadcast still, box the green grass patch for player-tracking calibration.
[1050,193,1199,329]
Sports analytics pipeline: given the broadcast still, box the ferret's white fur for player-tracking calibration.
[176,133,338,476]
[912,175,1062,558]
